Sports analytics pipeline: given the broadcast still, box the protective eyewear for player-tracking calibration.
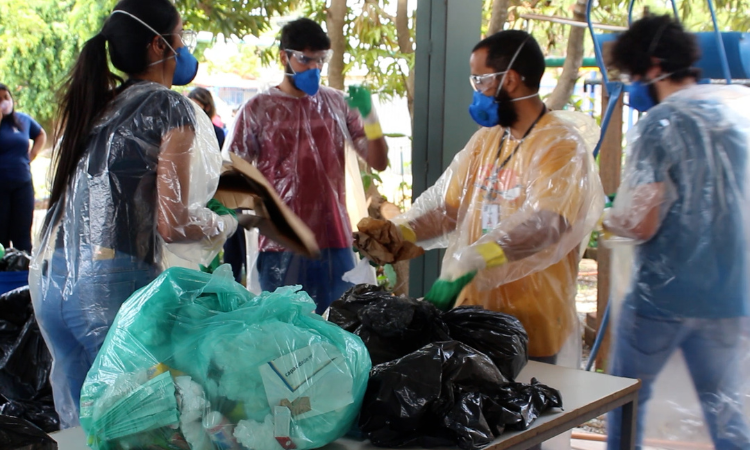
[286,49,333,66]
[165,30,198,52]
[469,71,507,92]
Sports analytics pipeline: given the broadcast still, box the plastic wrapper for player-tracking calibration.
[329,285,528,380]
[80,265,371,450]
[0,415,57,450]
[0,286,59,433]
[29,80,232,428]
[224,85,370,310]
[391,111,604,360]
[0,248,31,272]
[160,99,228,270]
[359,341,562,450]
[603,85,750,449]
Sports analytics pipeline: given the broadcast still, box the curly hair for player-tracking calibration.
[612,15,700,81]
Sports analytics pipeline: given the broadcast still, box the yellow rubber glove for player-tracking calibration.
[397,223,417,244]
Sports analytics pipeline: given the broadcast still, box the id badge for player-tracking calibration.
[481,204,500,235]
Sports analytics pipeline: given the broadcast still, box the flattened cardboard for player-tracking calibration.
[214,153,320,258]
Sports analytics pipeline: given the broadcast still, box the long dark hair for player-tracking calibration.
[0,84,22,130]
[45,0,179,232]
[187,87,217,119]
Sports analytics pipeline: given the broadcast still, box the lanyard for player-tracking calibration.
[494,105,547,171]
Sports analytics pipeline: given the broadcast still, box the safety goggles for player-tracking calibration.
[165,30,198,52]
[285,49,333,66]
[469,71,507,92]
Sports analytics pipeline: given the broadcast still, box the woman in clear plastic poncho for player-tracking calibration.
[603,16,750,450]
[29,0,239,428]
[355,31,604,369]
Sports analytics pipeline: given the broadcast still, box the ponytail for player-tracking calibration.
[45,33,122,232]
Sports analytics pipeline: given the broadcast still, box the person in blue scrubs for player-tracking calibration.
[0,84,46,252]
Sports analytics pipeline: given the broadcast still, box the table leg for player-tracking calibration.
[619,396,638,450]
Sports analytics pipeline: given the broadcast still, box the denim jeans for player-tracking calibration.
[607,302,750,450]
[257,248,356,314]
[35,248,155,416]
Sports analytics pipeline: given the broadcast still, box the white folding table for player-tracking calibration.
[50,361,640,450]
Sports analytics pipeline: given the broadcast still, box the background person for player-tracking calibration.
[0,83,47,252]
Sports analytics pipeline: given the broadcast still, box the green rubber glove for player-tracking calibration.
[423,271,477,312]
[199,258,221,274]
[206,198,237,219]
[0,243,4,259]
[346,85,373,118]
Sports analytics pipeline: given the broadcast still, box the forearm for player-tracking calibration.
[29,130,46,162]
[365,137,388,171]
[488,210,570,261]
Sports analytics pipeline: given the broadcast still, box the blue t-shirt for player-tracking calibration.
[626,97,748,319]
[0,112,42,182]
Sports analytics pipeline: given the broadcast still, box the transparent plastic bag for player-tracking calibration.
[160,99,227,270]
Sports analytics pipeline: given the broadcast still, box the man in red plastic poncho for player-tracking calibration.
[225,18,389,314]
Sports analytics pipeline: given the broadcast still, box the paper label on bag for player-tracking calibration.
[259,344,354,420]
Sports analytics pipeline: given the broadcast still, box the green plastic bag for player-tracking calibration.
[81,265,371,450]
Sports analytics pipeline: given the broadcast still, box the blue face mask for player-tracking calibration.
[110,10,199,86]
[626,81,657,113]
[291,68,321,96]
[468,91,500,127]
[172,46,199,86]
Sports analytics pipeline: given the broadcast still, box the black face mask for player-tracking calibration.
[495,89,519,128]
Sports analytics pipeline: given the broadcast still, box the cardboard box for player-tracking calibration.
[214,153,320,259]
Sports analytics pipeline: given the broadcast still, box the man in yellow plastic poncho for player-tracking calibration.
[356,30,604,366]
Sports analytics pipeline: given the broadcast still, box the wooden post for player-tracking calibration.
[595,89,623,372]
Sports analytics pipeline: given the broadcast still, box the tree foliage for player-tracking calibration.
[0,0,300,130]
[4,0,750,130]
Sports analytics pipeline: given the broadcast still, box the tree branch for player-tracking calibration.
[396,0,413,54]
[488,0,512,35]
[545,0,586,111]
[326,0,348,90]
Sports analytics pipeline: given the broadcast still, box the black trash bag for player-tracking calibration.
[331,286,530,379]
[0,414,57,450]
[357,298,451,366]
[330,285,451,366]
[329,284,390,332]
[0,395,59,434]
[482,378,563,432]
[0,248,31,272]
[442,306,529,381]
[359,342,562,450]
[0,315,54,402]
[0,287,34,359]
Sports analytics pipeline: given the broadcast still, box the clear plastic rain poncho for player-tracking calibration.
[79,266,371,450]
[224,85,370,308]
[29,80,234,429]
[603,84,750,449]
[393,110,605,363]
